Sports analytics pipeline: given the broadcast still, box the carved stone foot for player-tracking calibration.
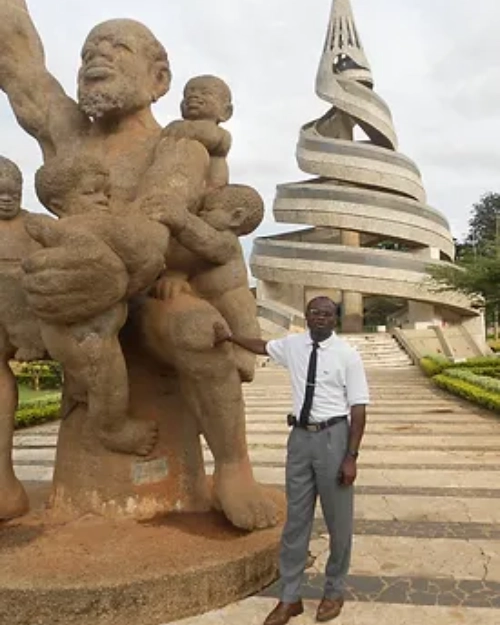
[98,419,158,456]
[0,476,29,520]
[214,463,279,531]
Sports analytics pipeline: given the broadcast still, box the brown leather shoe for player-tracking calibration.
[263,600,304,625]
[316,596,344,622]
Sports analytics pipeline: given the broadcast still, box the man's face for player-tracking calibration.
[182,79,229,123]
[305,299,337,341]
[0,174,21,220]
[66,172,111,215]
[78,23,157,119]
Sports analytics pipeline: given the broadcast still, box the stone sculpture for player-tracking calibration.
[0,156,45,520]
[0,0,277,531]
[145,183,264,382]
[163,75,233,190]
[33,152,167,455]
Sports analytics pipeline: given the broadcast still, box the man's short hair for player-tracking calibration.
[306,296,337,313]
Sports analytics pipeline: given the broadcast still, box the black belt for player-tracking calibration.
[289,415,347,432]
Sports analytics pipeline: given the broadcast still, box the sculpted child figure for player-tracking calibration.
[163,75,233,190]
[32,153,170,456]
[146,184,264,383]
[0,156,45,519]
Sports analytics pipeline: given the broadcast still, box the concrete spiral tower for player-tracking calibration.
[251,0,477,334]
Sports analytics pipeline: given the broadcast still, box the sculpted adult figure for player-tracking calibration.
[0,156,45,520]
[0,0,277,530]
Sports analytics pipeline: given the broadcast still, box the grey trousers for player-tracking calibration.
[280,420,353,603]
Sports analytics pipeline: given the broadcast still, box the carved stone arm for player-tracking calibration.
[175,214,237,266]
[0,0,87,156]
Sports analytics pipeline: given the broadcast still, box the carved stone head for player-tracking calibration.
[0,157,22,221]
[35,154,111,217]
[77,19,171,120]
[181,75,233,124]
[201,184,264,236]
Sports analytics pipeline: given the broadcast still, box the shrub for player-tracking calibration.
[15,398,61,430]
[445,368,500,394]
[433,374,500,413]
[453,356,500,369]
[488,339,500,353]
[420,354,500,377]
[420,355,451,377]
[471,367,500,379]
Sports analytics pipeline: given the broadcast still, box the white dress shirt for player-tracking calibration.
[266,331,370,423]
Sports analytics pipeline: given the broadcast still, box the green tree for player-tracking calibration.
[428,192,500,338]
[19,361,63,391]
[465,193,500,253]
[453,237,472,261]
[428,248,500,337]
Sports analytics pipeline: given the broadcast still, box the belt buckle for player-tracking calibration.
[306,424,319,432]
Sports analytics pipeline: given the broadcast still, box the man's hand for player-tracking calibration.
[22,214,128,324]
[338,455,357,487]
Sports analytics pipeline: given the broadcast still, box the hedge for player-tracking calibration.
[15,398,61,430]
[488,339,500,353]
[433,374,500,413]
[471,367,500,379]
[420,354,500,377]
[420,356,449,377]
[444,368,500,394]
[453,356,500,368]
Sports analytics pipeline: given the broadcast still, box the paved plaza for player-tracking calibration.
[13,363,500,624]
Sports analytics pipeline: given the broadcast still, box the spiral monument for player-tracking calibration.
[251,0,478,335]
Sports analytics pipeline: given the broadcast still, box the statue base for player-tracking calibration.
[0,483,285,625]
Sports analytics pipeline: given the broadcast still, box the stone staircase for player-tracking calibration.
[342,333,414,369]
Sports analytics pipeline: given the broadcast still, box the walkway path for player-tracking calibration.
[13,364,500,624]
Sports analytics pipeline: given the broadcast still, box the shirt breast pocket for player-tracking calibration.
[318,367,340,385]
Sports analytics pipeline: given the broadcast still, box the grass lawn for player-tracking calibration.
[18,385,61,404]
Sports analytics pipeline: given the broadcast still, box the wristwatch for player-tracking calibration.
[347,450,359,459]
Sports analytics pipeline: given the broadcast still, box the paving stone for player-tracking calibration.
[261,574,500,608]
[169,598,500,624]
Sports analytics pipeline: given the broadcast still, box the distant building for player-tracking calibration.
[251,0,483,349]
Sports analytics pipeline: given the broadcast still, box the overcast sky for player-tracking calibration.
[2,0,499,255]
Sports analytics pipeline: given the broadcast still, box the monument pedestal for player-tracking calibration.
[0,483,285,625]
[49,315,213,520]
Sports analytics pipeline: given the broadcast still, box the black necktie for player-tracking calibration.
[299,341,320,427]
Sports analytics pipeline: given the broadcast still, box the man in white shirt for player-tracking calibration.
[222,296,369,624]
